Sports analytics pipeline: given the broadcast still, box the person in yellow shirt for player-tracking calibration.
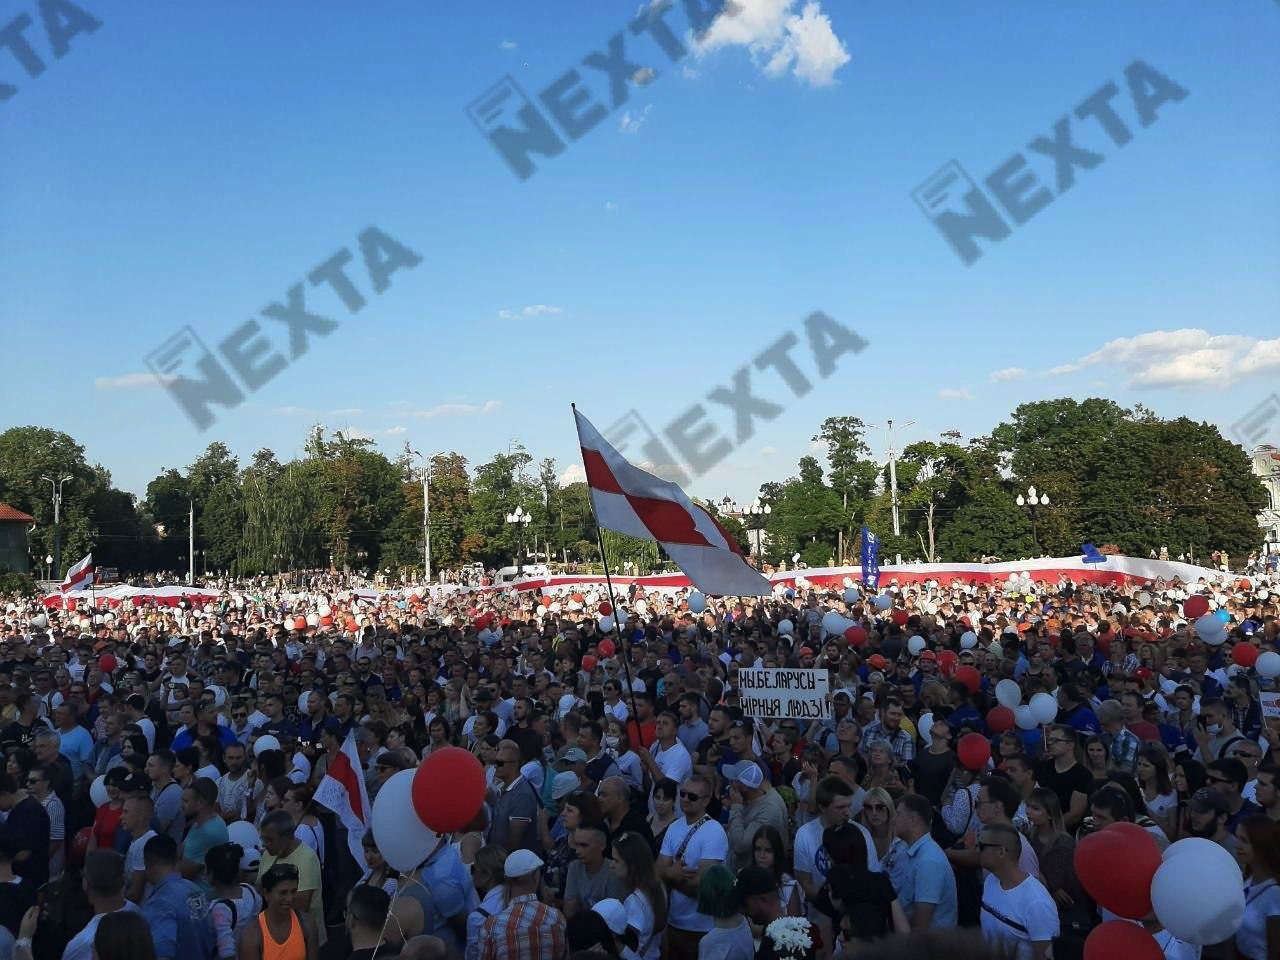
[257,810,325,946]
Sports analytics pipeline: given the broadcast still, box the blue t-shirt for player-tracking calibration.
[183,816,230,895]
[901,834,959,928]
[143,873,215,960]
[58,725,94,782]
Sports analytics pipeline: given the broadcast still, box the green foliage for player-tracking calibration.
[0,572,36,596]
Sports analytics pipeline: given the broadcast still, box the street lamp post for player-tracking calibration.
[747,499,771,559]
[39,474,73,580]
[506,506,532,575]
[1015,484,1050,556]
[44,554,52,582]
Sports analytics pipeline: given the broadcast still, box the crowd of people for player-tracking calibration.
[0,566,1276,960]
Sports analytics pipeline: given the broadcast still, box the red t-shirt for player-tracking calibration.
[628,718,656,749]
[92,802,124,849]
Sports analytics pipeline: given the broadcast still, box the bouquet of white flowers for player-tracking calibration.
[764,917,814,959]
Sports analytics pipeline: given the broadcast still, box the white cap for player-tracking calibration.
[551,771,580,800]
[592,899,628,936]
[504,849,544,878]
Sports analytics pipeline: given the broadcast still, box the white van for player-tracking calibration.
[495,564,549,584]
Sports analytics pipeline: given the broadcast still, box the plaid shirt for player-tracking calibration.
[859,720,916,764]
[477,893,567,960]
[1103,726,1140,772]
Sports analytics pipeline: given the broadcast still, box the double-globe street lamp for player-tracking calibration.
[506,505,532,575]
[1015,485,1050,555]
[748,498,771,559]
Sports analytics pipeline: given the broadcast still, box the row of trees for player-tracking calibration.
[0,398,1268,578]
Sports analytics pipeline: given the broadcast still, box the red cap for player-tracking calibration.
[868,654,887,669]
[798,647,814,657]
[919,650,938,661]
[1123,626,1139,638]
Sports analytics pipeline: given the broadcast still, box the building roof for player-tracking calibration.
[0,503,35,523]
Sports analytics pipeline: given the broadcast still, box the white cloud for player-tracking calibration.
[328,407,363,418]
[559,464,586,484]
[499,304,562,319]
[695,0,850,88]
[604,200,619,213]
[938,387,974,400]
[988,367,1026,383]
[808,438,825,453]
[760,446,777,456]
[1067,329,1280,388]
[95,372,173,390]
[272,405,316,416]
[1047,363,1082,376]
[411,400,503,419]
[632,66,657,86]
[619,104,653,133]
[341,428,374,441]
[681,65,700,80]
[497,309,516,320]
[384,426,408,435]
[500,39,517,49]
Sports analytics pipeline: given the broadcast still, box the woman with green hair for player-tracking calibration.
[695,865,754,960]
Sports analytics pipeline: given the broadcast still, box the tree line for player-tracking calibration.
[0,398,1267,578]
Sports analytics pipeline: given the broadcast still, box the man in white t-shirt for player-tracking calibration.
[793,775,880,912]
[978,823,1059,960]
[640,712,692,797]
[64,850,142,960]
[656,775,728,960]
[122,794,158,904]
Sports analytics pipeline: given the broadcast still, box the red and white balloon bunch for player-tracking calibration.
[369,747,487,873]
[1075,823,1245,957]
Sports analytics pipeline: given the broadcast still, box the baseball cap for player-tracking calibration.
[867,654,887,670]
[591,899,628,936]
[734,865,780,899]
[919,650,937,661]
[239,846,262,872]
[504,849,544,878]
[1188,787,1230,816]
[723,760,764,790]
[375,753,407,772]
[120,772,151,795]
[551,771,580,800]
[557,747,588,767]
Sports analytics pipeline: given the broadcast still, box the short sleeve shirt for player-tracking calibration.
[660,816,729,933]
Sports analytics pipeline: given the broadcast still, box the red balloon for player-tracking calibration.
[581,655,597,671]
[599,601,613,616]
[571,593,584,603]
[845,625,867,647]
[540,596,552,607]
[599,639,616,657]
[1074,825,1162,919]
[320,615,333,627]
[957,733,991,771]
[955,665,982,694]
[891,609,909,627]
[412,746,487,833]
[1084,922,1162,960]
[937,650,959,678]
[293,616,307,631]
[986,706,1015,733]
[98,654,117,674]
[1232,642,1260,668]
[1184,594,1209,619]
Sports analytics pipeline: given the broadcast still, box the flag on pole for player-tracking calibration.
[313,729,372,868]
[61,554,94,594]
[860,526,880,589]
[574,407,770,597]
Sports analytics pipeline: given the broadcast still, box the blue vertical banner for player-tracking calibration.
[861,526,880,589]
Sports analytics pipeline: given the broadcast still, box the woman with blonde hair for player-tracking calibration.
[860,786,909,898]
[465,844,508,960]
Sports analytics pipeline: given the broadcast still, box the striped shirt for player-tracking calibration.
[477,893,566,960]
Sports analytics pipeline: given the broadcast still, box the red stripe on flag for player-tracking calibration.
[626,495,714,547]
[582,448,626,495]
[705,510,746,557]
[327,747,365,822]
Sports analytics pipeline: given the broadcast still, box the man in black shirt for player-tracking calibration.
[0,772,51,886]
[0,694,49,753]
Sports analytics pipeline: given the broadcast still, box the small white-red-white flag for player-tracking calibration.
[313,729,372,868]
[574,408,770,597]
[60,554,94,594]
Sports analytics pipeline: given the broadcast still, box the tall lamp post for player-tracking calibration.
[748,499,771,559]
[44,554,52,582]
[506,506,532,575]
[1015,484,1050,556]
[39,474,72,580]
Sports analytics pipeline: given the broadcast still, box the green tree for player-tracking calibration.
[814,417,879,562]
[762,456,843,566]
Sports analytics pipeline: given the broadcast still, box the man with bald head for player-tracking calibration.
[487,739,541,853]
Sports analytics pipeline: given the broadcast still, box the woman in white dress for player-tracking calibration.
[608,830,667,960]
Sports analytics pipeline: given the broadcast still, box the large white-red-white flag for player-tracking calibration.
[574,407,770,597]
[314,729,372,868]
[60,554,94,594]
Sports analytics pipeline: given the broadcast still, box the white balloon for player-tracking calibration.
[842,586,861,604]
[253,734,281,756]
[306,613,319,627]
[1029,691,1058,725]
[960,631,978,649]
[918,712,935,747]
[822,611,854,637]
[297,692,311,714]
[318,604,332,617]
[778,619,794,636]
[688,592,706,614]
[1014,704,1038,730]
[874,594,893,612]
[598,616,615,633]
[907,636,927,656]
[90,775,108,807]
[1151,838,1245,944]
[634,599,647,614]
[227,819,261,853]
[1257,652,1280,679]
[29,614,48,630]
[1195,614,1225,637]
[995,679,1023,708]
[370,769,440,873]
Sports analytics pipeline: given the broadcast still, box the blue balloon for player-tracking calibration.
[1215,609,1231,624]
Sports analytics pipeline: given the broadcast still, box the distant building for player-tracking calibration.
[1250,445,1280,556]
[0,503,35,574]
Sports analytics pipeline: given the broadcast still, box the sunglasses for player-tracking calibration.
[681,791,709,802]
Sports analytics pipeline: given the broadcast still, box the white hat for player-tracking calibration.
[504,849,544,878]
[551,770,580,800]
[592,899,628,936]
[726,761,763,790]
[239,846,262,871]
[520,760,544,791]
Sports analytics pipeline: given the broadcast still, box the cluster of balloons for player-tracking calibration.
[988,681,1057,732]
[1076,825,1245,955]
[372,747,487,873]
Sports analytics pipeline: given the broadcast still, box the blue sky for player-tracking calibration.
[2,0,1278,502]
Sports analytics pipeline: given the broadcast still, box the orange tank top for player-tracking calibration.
[258,909,306,960]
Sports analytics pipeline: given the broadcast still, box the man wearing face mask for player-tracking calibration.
[1194,698,1247,763]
